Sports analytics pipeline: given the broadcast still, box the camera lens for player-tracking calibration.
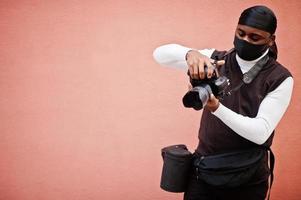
[182,85,210,110]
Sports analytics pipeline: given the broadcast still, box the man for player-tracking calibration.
[153,5,293,200]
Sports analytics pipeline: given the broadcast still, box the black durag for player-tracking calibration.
[239,5,277,35]
[238,5,278,59]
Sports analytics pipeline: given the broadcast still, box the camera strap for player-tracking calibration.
[226,53,270,96]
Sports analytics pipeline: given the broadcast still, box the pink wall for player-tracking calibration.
[0,1,300,199]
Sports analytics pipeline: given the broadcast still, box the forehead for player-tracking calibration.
[236,24,271,37]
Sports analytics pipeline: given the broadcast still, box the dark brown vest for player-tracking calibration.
[196,50,292,156]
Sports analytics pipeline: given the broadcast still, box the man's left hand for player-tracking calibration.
[205,94,220,112]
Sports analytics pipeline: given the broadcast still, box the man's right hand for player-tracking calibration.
[186,50,225,79]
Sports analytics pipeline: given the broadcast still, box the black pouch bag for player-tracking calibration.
[160,144,193,192]
[194,148,266,188]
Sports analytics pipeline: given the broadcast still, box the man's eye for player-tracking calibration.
[238,31,245,37]
[250,35,262,42]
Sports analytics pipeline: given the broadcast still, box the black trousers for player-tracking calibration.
[184,172,269,200]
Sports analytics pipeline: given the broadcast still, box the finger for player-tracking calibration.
[213,60,225,77]
[204,59,214,79]
[208,59,225,67]
[187,60,193,77]
[192,59,199,79]
[198,59,205,79]
[188,65,193,77]
[216,60,225,67]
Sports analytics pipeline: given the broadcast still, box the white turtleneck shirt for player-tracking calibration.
[153,44,294,145]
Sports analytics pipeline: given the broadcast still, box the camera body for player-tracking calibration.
[182,67,229,110]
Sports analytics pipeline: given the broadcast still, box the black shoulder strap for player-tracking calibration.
[226,53,270,96]
[243,55,269,84]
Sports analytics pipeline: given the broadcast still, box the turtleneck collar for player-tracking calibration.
[235,48,269,74]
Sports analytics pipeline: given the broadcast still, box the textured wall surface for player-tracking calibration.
[0,1,300,199]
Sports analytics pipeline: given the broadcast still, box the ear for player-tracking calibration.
[268,35,276,47]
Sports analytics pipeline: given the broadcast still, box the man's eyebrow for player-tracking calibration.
[237,28,265,38]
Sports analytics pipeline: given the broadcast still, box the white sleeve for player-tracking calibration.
[212,77,294,145]
[152,43,215,69]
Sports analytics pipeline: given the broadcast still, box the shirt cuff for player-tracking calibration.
[212,103,228,118]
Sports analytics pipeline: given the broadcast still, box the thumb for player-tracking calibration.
[209,59,225,68]
[216,60,225,67]
[210,59,225,77]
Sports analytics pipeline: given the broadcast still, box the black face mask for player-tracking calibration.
[233,36,269,61]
